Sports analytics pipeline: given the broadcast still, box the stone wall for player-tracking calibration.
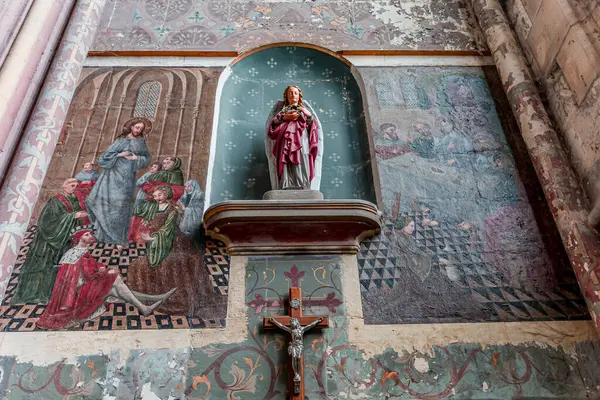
[505,0,600,224]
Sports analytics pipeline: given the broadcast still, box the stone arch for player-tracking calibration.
[205,43,381,208]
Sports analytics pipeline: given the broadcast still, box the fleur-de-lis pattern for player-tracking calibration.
[266,58,278,68]
[209,46,376,205]
[222,165,236,175]
[246,109,259,118]
[220,190,232,200]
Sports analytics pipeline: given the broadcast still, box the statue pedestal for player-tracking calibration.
[203,199,382,255]
[263,190,323,201]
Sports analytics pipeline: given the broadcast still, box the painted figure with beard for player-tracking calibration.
[11,179,88,304]
[85,117,152,250]
[375,123,412,160]
[128,186,225,316]
[36,230,175,330]
[265,85,323,191]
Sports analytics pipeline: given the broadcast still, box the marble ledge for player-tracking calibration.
[203,199,383,255]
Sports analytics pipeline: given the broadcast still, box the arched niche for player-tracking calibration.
[206,44,379,207]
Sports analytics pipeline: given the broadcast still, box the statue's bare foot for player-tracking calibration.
[116,244,124,252]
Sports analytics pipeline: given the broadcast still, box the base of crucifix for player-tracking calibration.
[263,189,324,201]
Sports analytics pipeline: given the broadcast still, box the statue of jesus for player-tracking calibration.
[269,317,323,394]
[265,85,323,191]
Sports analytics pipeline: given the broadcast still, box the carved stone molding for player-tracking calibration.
[203,199,382,255]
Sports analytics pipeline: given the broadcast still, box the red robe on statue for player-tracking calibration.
[268,111,319,182]
[36,248,118,330]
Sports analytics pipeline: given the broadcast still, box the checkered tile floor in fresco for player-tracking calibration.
[0,227,230,332]
[358,212,589,322]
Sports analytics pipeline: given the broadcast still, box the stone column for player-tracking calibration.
[0,0,76,183]
[473,0,600,329]
[0,0,34,67]
[0,0,107,302]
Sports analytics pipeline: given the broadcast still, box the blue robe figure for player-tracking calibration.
[85,118,152,246]
[178,179,205,238]
[134,171,153,206]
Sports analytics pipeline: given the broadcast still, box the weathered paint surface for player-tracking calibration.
[473,0,600,330]
[91,0,487,52]
[504,0,600,230]
[0,67,230,332]
[357,65,585,324]
[0,0,107,304]
[2,258,600,399]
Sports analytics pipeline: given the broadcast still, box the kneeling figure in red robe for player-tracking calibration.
[36,229,176,330]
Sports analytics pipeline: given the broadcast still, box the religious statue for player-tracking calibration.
[269,316,323,394]
[265,85,323,191]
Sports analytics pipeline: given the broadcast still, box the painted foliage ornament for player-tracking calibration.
[265,85,323,191]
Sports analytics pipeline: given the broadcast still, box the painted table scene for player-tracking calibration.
[0,67,230,332]
[358,66,589,324]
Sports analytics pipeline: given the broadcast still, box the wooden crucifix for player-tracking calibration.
[263,287,329,399]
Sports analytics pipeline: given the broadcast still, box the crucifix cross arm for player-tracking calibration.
[269,317,291,333]
[300,317,322,333]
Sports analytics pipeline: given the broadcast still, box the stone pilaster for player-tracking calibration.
[0,0,108,302]
[473,0,600,329]
[0,0,34,67]
[0,0,76,182]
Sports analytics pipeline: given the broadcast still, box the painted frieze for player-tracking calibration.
[91,0,486,53]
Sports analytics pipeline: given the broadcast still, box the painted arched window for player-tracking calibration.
[134,81,162,118]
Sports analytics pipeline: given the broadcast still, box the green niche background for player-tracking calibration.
[209,46,376,204]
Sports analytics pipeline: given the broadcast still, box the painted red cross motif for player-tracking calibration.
[263,287,329,400]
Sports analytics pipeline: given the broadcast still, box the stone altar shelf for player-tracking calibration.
[203,191,382,255]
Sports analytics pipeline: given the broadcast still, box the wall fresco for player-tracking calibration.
[358,66,588,324]
[0,67,230,332]
[1,258,599,399]
[91,0,486,53]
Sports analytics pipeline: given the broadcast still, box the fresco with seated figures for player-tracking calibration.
[0,67,230,332]
[358,66,589,324]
